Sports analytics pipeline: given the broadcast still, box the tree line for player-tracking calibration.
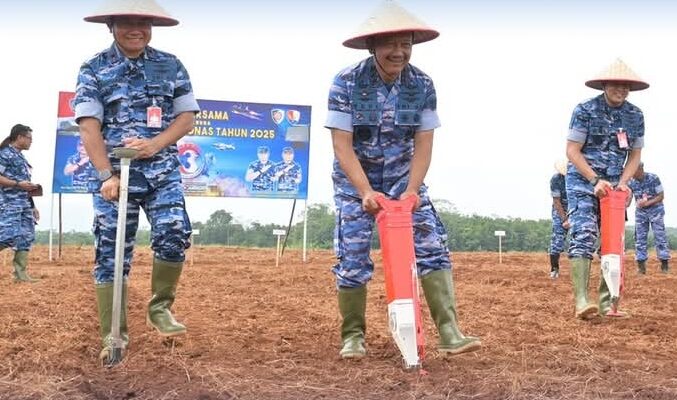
[36,202,677,253]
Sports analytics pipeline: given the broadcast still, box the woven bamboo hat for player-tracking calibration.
[84,0,178,27]
[343,0,439,49]
[585,58,649,91]
[554,159,567,175]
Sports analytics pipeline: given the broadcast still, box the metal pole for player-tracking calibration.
[58,193,63,259]
[499,236,502,264]
[281,199,296,257]
[302,200,308,263]
[48,193,54,261]
[107,148,138,366]
[275,235,281,268]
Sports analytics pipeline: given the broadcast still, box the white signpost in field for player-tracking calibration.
[273,229,286,268]
[494,230,506,264]
[190,229,200,267]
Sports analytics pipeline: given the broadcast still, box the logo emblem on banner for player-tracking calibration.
[286,109,301,125]
[271,109,284,125]
[178,142,206,179]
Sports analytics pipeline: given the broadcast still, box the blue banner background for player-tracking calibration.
[52,94,311,200]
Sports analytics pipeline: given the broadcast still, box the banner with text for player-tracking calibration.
[51,92,311,200]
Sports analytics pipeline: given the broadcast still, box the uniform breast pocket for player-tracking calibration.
[586,130,608,149]
[147,81,174,101]
[353,125,378,146]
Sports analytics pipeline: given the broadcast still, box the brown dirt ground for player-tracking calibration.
[1,246,676,400]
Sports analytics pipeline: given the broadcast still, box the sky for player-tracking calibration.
[1,0,676,235]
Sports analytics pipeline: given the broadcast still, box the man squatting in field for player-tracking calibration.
[565,59,647,319]
[0,124,41,282]
[325,0,481,358]
[73,0,199,363]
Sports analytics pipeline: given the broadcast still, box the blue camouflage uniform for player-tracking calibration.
[73,43,199,284]
[628,172,671,261]
[66,152,93,187]
[247,160,274,191]
[275,160,302,192]
[0,146,35,251]
[325,56,448,289]
[566,94,644,259]
[549,173,568,255]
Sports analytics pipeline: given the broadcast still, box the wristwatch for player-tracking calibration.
[98,169,113,182]
[589,176,600,186]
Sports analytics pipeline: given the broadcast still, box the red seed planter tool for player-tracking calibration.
[600,189,628,318]
[375,196,425,369]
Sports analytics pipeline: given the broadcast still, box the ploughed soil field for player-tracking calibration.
[1,245,676,400]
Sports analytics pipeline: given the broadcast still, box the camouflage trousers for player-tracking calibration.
[566,191,600,259]
[549,209,569,255]
[635,205,671,261]
[332,194,451,289]
[91,176,191,284]
[0,206,34,251]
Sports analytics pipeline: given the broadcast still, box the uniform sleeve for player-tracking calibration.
[324,73,353,132]
[0,150,8,175]
[73,63,104,123]
[550,175,562,198]
[654,175,663,193]
[418,78,441,132]
[173,59,200,115]
[567,104,588,143]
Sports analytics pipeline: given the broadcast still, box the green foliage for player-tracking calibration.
[35,202,677,252]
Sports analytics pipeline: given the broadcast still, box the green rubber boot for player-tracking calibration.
[13,251,38,282]
[598,277,611,316]
[598,276,628,317]
[147,258,186,337]
[660,259,669,274]
[637,260,646,275]
[570,258,598,319]
[338,285,367,358]
[96,282,129,365]
[421,270,481,355]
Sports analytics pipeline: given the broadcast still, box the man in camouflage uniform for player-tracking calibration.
[325,1,480,358]
[273,146,302,193]
[0,124,41,282]
[566,59,647,319]
[63,140,93,189]
[549,160,569,279]
[245,146,274,192]
[628,162,670,274]
[74,0,199,364]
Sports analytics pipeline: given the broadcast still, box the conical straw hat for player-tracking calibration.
[585,58,649,91]
[343,0,439,49]
[85,0,178,27]
[554,159,567,175]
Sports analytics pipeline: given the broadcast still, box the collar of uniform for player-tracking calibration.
[7,145,27,163]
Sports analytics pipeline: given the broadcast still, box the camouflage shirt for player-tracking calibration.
[325,56,440,198]
[629,172,664,211]
[550,173,568,209]
[73,43,199,190]
[0,146,32,210]
[566,94,644,194]
[247,160,274,191]
[275,161,302,192]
